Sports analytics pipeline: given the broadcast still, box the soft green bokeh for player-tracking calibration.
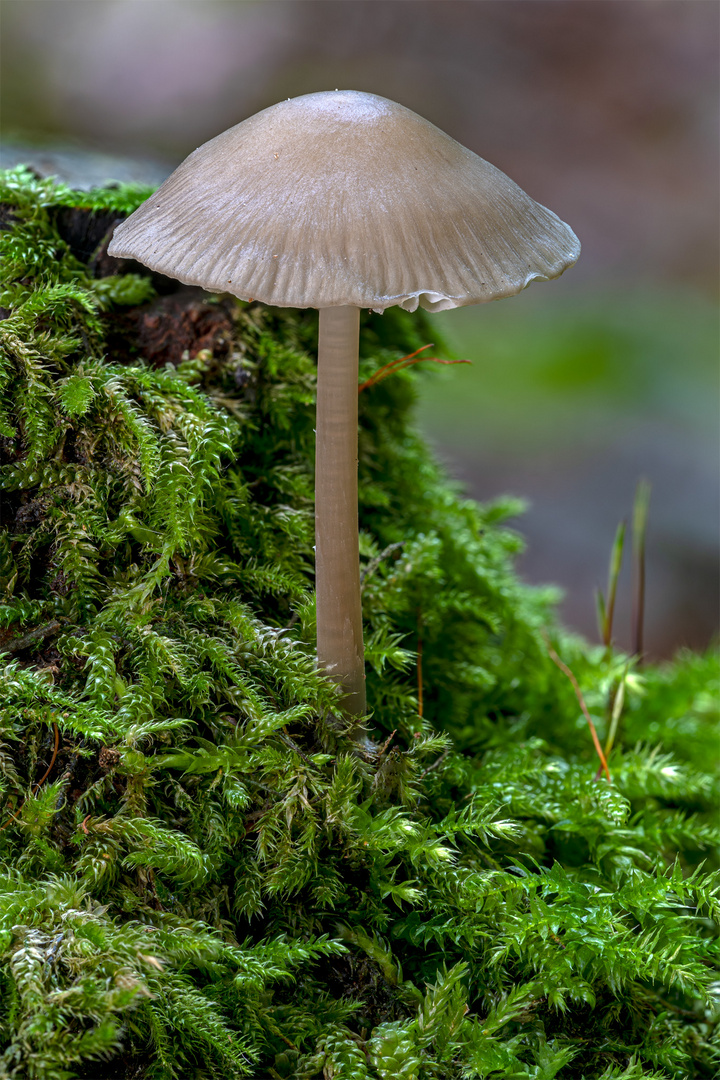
[417,286,719,459]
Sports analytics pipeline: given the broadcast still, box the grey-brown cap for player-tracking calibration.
[108,90,580,313]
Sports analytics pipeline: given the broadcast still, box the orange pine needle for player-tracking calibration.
[359,344,470,392]
[545,638,611,783]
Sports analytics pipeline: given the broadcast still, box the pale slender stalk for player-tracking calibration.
[315,306,366,715]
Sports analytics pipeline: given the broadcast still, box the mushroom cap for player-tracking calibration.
[108,90,580,313]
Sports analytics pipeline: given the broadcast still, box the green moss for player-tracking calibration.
[0,164,718,1079]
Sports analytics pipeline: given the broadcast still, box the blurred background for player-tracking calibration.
[1,0,718,657]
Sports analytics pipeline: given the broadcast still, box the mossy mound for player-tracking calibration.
[0,165,718,1080]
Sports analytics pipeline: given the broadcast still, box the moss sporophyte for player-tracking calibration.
[0,158,718,1079]
[108,90,580,721]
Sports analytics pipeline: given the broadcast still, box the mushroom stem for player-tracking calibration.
[316,306,366,716]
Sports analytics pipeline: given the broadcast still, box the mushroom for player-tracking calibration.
[107,89,580,720]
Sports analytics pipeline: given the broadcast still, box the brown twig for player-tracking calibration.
[376,730,396,758]
[544,636,611,783]
[0,619,62,655]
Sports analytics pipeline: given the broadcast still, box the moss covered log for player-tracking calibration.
[0,165,718,1079]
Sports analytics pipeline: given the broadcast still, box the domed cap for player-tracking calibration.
[108,90,580,313]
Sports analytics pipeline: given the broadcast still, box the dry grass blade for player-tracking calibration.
[632,479,651,662]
